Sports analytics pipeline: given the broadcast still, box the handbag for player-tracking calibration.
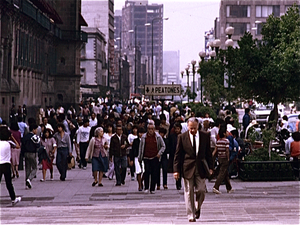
[201,158,210,178]
[67,155,75,169]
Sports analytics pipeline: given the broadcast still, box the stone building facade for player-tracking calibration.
[0,0,87,121]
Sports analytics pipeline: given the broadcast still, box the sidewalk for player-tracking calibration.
[1,163,299,224]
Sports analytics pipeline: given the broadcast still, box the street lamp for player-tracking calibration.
[191,60,197,102]
[224,26,234,107]
[145,17,168,84]
[198,51,206,103]
[181,64,190,102]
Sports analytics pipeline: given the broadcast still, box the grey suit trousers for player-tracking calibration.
[183,166,206,220]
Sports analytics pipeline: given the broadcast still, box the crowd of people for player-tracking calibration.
[1,99,299,220]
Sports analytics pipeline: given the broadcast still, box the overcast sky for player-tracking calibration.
[114,0,220,72]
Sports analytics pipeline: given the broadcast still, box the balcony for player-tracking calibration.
[61,30,87,42]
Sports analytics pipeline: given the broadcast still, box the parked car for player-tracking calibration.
[253,103,285,124]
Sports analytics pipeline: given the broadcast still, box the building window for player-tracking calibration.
[256,6,280,17]
[226,5,250,18]
[2,98,5,105]
[57,94,63,102]
[227,23,250,35]
[256,23,265,35]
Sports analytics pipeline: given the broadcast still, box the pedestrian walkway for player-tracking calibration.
[1,163,299,224]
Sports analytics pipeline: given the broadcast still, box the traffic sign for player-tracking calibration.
[144,84,181,96]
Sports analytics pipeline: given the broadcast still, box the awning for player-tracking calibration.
[79,13,88,26]
[31,0,63,24]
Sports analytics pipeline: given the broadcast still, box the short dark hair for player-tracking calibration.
[218,124,227,138]
[10,122,19,131]
[17,117,23,122]
[231,129,239,138]
[159,114,166,121]
[0,126,11,140]
[29,124,38,131]
[173,122,182,130]
[57,123,65,131]
[83,118,89,124]
[159,127,167,135]
[138,127,145,134]
[245,108,250,114]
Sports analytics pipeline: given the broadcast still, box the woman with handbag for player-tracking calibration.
[85,127,109,186]
[40,129,57,181]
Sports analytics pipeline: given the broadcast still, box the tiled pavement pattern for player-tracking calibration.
[1,163,299,224]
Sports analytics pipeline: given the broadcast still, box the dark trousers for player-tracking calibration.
[0,163,16,200]
[79,142,89,167]
[157,157,168,187]
[24,152,37,181]
[114,156,127,185]
[144,157,159,192]
[56,147,68,179]
[214,158,232,191]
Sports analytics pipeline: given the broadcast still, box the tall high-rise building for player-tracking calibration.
[122,0,164,90]
[217,0,300,48]
[82,0,115,88]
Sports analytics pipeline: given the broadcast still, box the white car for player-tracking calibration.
[287,114,299,132]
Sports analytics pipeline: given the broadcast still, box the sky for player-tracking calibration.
[114,0,220,73]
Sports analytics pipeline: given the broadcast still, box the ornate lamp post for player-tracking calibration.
[191,60,197,102]
[181,64,190,102]
[225,26,234,107]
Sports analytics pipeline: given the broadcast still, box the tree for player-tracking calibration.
[232,5,300,124]
[198,57,227,109]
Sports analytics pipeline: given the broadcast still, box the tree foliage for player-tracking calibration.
[198,59,226,108]
[232,5,300,107]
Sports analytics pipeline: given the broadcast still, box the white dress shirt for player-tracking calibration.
[189,131,200,155]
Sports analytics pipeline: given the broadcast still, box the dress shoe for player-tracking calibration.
[115,184,121,186]
[195,210,200,219]
[213,187,221,194]
[188,218,196,222]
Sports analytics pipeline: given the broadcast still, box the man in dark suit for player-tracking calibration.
[109,125,128,186]
[173,117,213,222]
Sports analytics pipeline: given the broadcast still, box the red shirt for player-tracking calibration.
[144,133,158,158]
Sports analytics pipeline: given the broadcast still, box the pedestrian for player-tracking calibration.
[138,123,166,194]
[9,122,21,179]
[0,126,22,205]
[127,125,138,180]
[76,119,91,170]
[40,129,57,181]
[109,124,128,186]
[168,122,182,190]
[290,132,300,179]
[53,123,72,181]
[104,123,115,180]
[173,117,213,222]
[212,124,234,194]
[157,127,169,190]
[242,108,251,136]
[85,127,109,186]
[21,124,41,189]
[129,127,145,191]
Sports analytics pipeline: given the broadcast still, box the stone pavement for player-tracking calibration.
[1,163,299,225]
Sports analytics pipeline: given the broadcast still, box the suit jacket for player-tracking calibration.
[173,130,213,179]
[109,134,128,158]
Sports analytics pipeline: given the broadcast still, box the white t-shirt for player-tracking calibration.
[128,134,138,145]
[0,141,12,164]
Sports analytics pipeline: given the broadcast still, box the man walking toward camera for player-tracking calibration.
[138,123,165,194]
[173,117,213,222]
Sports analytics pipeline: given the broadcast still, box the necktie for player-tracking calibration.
[193,135,196,153]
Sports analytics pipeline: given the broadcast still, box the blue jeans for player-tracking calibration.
[56,147,69,179]
[114,156,127,185]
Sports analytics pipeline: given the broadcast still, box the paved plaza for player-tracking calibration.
[1,163,299,225]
